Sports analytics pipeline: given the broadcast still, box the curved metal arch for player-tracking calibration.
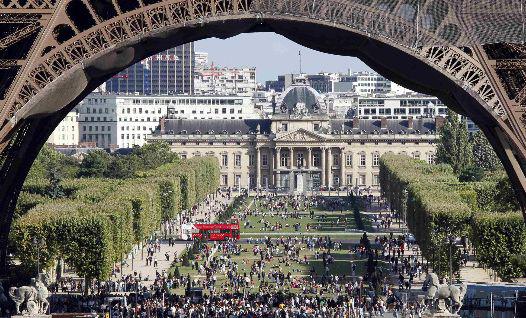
[0,0,509,132]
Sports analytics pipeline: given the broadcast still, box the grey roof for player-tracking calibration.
[329,118,436,134]
[277,85,325,115]
[163,119,272,134]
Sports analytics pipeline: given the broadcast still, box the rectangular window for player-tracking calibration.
[235,154,241,167]
[373,174,380,186]
[359,174,366,186]
[427,153,435,164]
[280,152,289,167]
[372,153,380,167]
[249,154,255,166]
[346,174,353,186]
[281,123,288,132]
[297,153,304,167]
[234,174,241,186]
[360,153,366,167]
[333,154,339,166]
[262,154,268,167]
[313,153,320,167]
[222,154,228,166]
[221,174,228,186]
[346,154,353,167]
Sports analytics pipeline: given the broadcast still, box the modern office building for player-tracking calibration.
[77,93,168,149]
[194,66,257,96]
[166,95,262,120]
[105,43,195,95]
[353,94,447,119]
[194,51,209,70]
[148,84,439,192]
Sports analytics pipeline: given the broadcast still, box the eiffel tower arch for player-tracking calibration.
[1,0,526,273]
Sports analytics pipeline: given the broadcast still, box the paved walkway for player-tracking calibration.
[115,193,234,286]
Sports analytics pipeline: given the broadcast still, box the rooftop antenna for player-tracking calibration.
[298,50,302,74]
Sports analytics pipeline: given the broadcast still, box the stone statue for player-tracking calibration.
[422,273,467,315]
[9,278,50,316]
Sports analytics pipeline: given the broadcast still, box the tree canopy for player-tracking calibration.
[436,110,472,174]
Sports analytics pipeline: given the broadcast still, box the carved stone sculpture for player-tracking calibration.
[9,278,50,316]
[422,273,467,316]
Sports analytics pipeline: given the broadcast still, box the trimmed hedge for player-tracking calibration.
[10,157,220,281]
[10,201,114,281]
[380,154,471,276]
[472,212,526,280]
[380,153,526,280]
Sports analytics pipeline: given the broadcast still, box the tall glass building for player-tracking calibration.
[105,43,194,95]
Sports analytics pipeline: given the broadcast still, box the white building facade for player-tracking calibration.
[166,95,262,120]
[47,110,79,146]
[355,94,447,119]
[77,93,168,149]
[148,85,439,193]
[194,66,257,96]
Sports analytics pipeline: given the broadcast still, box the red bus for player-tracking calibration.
[192,219,240,241]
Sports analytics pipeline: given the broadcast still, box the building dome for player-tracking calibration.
[277,85,326,116]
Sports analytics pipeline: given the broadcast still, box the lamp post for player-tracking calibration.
[32,237,43,279]
[447,235,455,284]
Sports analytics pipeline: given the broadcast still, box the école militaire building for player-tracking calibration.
[147,84,441,192]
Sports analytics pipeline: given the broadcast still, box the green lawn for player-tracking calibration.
[167,196,389,295]
[239,196,372,235]
[168,242,391,295]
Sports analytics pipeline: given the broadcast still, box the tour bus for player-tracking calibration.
[191,218,240,241]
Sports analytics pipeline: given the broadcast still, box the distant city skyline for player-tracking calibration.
[195,33,372,83]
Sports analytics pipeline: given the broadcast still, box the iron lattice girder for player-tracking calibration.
[0,0,523,155]
[2,0,526,122]
[0,1,526,275]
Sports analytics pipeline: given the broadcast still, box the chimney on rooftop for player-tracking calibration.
[435,116,445,131]
[407,117,414,130]
[380,117,387,130]
[353,117,359,130]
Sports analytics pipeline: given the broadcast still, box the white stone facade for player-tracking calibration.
[147,85,439,193]
[77,93,167,149]
[47,110,79,146]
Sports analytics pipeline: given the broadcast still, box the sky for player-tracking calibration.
[194,33,372,83]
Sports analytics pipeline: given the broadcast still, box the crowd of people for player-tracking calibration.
[42,192,432,317]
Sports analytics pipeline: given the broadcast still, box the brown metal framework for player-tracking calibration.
[1,0,526,273]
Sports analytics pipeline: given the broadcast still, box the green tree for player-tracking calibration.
[105,155,141,179]
[77,150,112,177]
[494,177,521,211]
[459,165,484,182]
[131,142,178,171]
[436,110,472,174]
[27,144,79,180]
[471,131,502,171]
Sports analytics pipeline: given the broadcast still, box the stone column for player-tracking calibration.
[321,147,326,187]
[256,147,261,189]
[276,147,281,169]
[327,147,332,188]
[340,148,345,188]
[269,147,274,187]
[307,147,312,169]
[290,147,294,169]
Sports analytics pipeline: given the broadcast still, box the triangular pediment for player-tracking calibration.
[275,129,325,142]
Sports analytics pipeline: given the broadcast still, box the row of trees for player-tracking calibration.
[11,144,219,283]
[379,153,526,280]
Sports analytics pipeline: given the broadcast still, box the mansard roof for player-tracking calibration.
[163,119,272,135]
[329,118,437,134]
